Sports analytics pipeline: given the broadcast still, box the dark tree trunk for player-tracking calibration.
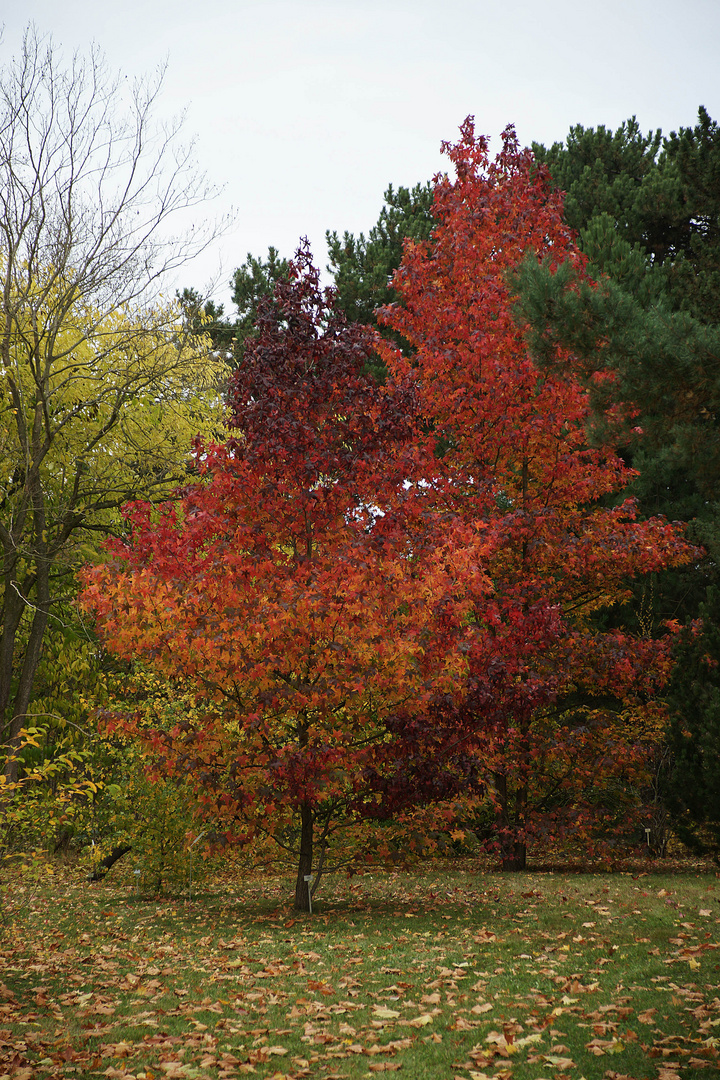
[494,771,528,871]
[501,840,527,871]
[88,844,133,881]
[0,556,28,740]
[294,802,314,911]
[3,507,50,785]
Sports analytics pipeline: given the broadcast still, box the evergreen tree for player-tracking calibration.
[666,587,720,857]
[176,287,236,356]
[327,182,435,377]
[230,246,291,362]
[327,182,435,328]
[661,107,720,323]
[531,108,720,318]
[518,109,720,625]
[519,109,720,849]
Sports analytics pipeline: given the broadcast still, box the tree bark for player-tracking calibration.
[294,802,314,911]
[3,471,51,784]
[494,771,528,871]
[0,563,26,726]
[88,844,133,881]
[501,839,527,871]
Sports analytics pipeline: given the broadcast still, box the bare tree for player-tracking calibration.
[0,26,230,780]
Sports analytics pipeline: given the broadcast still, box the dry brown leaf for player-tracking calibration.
[454,1017,475,1030]
[109,1042,133,1057]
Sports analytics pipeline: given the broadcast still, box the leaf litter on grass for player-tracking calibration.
[1,866,720,1079]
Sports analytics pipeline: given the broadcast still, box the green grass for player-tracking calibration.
[2,864,720,1079]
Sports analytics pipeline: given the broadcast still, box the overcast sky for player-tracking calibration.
[3,1,719,310]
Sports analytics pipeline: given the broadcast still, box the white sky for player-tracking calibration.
[3,0,719,311]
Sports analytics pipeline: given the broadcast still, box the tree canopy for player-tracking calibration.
[82,245,483,908]
[373,119,693,868]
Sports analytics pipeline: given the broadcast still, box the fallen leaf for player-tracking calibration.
[516,1033,543,1048]
[585,1037,625,1056]
[407,1013,433,1027]
[109,1042,133,1057]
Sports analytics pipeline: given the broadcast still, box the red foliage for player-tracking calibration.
[81,246,486,905]
[83,125,696,887]
[371,119,695,868]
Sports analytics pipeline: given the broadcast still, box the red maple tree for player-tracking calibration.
[81,246,486,907]
[372,119,694,868]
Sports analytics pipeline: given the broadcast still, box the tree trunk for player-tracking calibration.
[3,489,51,785]
[294,802,314,911]
[501,839,527,871]
[494,771,528,871]
[88,844,133,881]
[0,569,26,734]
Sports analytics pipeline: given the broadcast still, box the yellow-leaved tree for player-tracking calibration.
[0,26,229,782]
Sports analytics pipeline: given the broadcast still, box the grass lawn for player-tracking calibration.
[1,862,719,1079]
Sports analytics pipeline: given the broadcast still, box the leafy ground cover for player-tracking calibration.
[1,863,719,1080]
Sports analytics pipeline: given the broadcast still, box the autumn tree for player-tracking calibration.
[0,28,228,782]
[375,120,693,869]
[202,184,435,382]
[82,245,483,909]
